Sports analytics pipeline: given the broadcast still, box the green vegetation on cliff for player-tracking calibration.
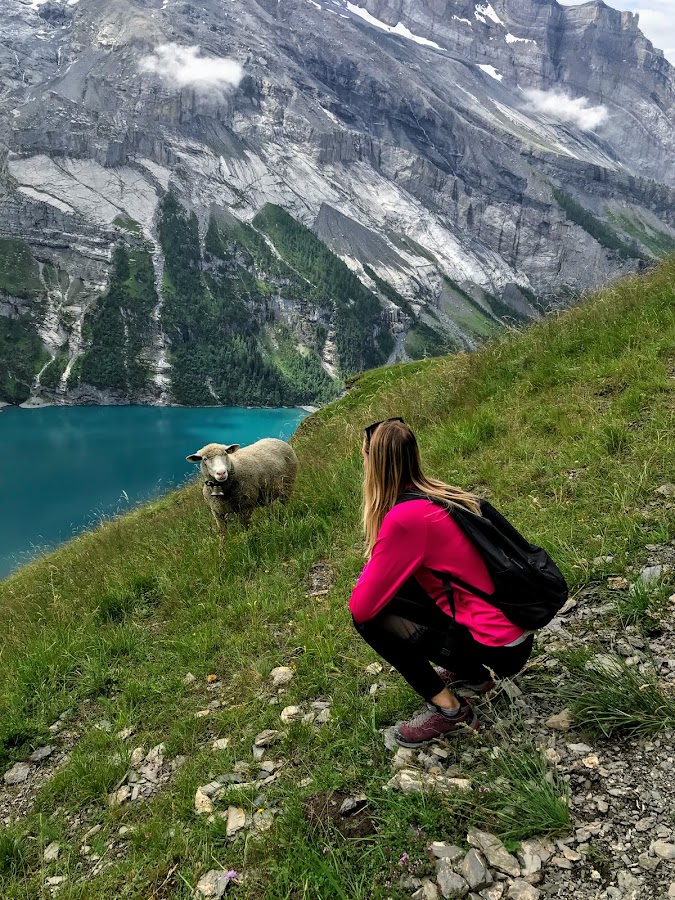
[552,188,641,261]
[159,197,340,406]
[0,239,47,403]
[253,204,394,374]
[75,246,157,395]
[0,315,47,403]
[3,261,675,896]
[0,238,44,299]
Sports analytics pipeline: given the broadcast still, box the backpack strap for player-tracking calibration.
[395,490,495,610]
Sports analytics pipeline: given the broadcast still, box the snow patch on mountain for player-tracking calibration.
[475,3,503,26]
[344,2,445,50]
[478,64,503,82]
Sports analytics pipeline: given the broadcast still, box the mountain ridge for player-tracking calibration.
[1,0,675,405]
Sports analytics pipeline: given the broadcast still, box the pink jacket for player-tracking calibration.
[349,499,525,647]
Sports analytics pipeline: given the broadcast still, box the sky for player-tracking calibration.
[558,0,675,64]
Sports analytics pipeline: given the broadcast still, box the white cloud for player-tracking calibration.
[558,0,675,64]
[523,88,609,131]
[139,44,244,97]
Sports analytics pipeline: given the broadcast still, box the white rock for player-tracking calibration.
[254,729,282,747]
[194,869,235,898]
[195,788,214,815]
[507,880,540,900]
[653,840,675,859]
[315,708,331,724]
[43,842,61,863]
[545,709,574,732]
[467,828,520,877]
[116,726,135,741]
[656,484,675,497]
[280,705,303,724]
[183,672,196,685]
[392,747,417,770]
[365,662,383,675]
[83,824,102,842]
[226,805,246,837]
[108,785,131,808]
[46,876,67,886]
[270,666,295,687]
[130,747,145,766]
[212,738,230,751]
[667,883,675,899]
[4,762,31,785]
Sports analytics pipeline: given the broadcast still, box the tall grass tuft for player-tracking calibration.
[559,652,675,737]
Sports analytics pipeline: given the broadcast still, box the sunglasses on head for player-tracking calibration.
[364,417,405,447]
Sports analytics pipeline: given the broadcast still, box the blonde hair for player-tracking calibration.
[362,420,481,558]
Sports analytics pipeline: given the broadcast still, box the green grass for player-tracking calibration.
[557,651,675,738]
[3,260,675,895]
[614,576,673,628]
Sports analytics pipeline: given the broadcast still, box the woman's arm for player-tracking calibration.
[349,512,426,624]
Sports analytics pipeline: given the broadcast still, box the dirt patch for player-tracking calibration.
[308,562,335,597]
[303,790,376,839]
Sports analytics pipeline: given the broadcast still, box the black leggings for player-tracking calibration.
[354,589,534,702]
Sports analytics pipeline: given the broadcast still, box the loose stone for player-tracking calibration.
[412,880,440,900]
[29,746,54,763]
[506,881,540,900]
[545,709,574,732]
[270,666,294,687]
[43,842,61,863]
[653,840,675,859]
[436,859,469,898]
[4,762,31,785]
[226,805,246,837]
[461,849,492,891]
[194,869,236,898]
[431,843,465,862]
[212,738,230,751]
[280,705,303,723]
[339,793,368,816]
[194,788,214,815]
[254,729,282,747]
[467,829,520,878]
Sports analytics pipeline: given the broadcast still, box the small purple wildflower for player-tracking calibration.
[225,870,238,880]
[398,852,409,866]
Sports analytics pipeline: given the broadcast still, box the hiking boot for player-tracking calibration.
[394,698,478,748]
[434,666,495,696]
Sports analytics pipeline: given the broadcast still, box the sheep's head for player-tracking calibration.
[186,443,240,484]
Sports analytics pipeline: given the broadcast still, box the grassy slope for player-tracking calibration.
[2,262,675,896]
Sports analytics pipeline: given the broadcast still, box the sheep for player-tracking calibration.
[186,438,298,532]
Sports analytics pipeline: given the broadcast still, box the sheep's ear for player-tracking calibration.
[225,444,240,454]
[186,454,203,462]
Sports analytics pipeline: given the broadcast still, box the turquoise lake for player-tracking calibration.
[0,405,307,580]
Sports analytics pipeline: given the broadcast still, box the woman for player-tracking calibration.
[349,418,534,747]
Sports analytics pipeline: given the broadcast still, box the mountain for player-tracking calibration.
[2,0,675,406]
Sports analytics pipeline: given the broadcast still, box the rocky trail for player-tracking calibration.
[3,542,675,899]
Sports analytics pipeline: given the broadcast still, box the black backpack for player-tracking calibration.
[395,491,568,630]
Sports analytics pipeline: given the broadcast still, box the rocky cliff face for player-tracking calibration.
[1,0,675,405]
